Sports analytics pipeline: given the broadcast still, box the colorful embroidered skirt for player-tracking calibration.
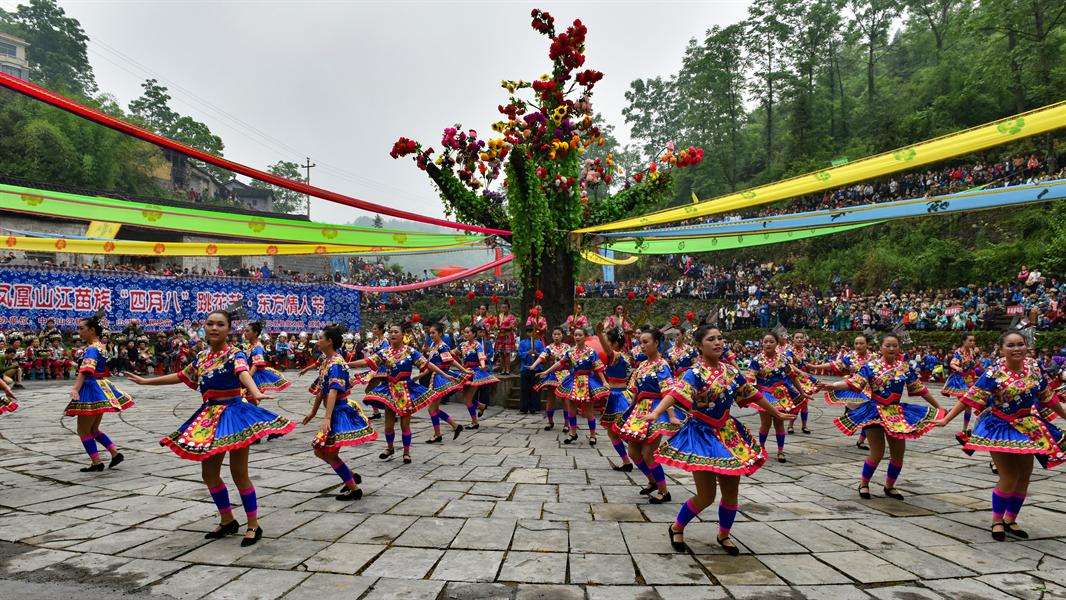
[534,370,562,391]
[656,416,767,476]
[313,400,378,451]
[752,383,803,415]
[365,379,438,416]
[0,397,17,414]
[613,396,680,444]
[428,371,464,402]
[64,378,134,416]
[600,387,630,427]
[834,400,943,440]
[161,398,295,461]
[824,388,869,407]
[941,373,972,398]
[462,368,499,390]
[956,410,1066,468]
[555,372,610,406]
[250,367,291,394]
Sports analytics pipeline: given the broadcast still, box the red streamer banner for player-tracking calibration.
[0,72,510,237]
[336,254,513,293]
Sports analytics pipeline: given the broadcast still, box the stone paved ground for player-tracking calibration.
[2,379,1066,600]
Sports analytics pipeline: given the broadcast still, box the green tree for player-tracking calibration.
[746,0,791,172]
[372,214,384,228]
[0,0,96,96]
[250,160,305,213]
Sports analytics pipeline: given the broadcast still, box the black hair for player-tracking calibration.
[765,330,782,344]
[248,320,264,335]
[429,322,445,335]
[523,324,534,333]
[572,326,590,337]
[373,321,386,333]
[693,323,721,346]
[963,333,976,342]
[551,326,564,336]
[998,329,1027,347]
[881,333,901,345]
[81,315,103,336]
[606,328,625,349]
[207,309,233,326]
[322,323,346,350]
[639,325,663,344]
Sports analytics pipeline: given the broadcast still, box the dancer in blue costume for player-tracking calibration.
[784,331,818,435]
[67,313,132,472]
[348,323,458,464]
[597,323,634,472]
[529,327,571,432]
[243,321,291,396]
[808,333,875,450]
[302,324,376,501]
[667,328,698,377]
[129,308,294,547]
[612,326,679,505]
[936,330,1066,541]
[819,333,943,501]
[537,326,610,446]
[455,325,500,430]
[748,332,812,463]
[653,325,795,556]
[422,322,468,444]
[943,334,982,434]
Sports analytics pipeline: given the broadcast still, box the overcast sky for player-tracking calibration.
[7,1,751,226]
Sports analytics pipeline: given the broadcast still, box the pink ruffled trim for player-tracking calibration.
[0,402,18,414]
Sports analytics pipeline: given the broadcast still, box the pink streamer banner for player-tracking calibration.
[336,254,513,293]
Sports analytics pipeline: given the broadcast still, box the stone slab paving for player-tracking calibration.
[1,380,1065,599]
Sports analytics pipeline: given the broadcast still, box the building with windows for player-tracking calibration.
[0,32,29,80]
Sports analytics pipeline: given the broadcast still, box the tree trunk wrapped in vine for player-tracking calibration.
[390,8,702,329]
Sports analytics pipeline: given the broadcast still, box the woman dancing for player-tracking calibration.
[243,321,291,397]
[537,326,610,446]
[0,378,15,414]
[819,333,943,500]
[936,330,1066,540]
[809,333,875,449]
[348,324,457,464]
[654,325,795,555]
[303,324,376,501]
[529,327,571,432]
[423,323,468,444]
[128,308,295,546]
[667,328,698,378]
[748,332,811,463]
[613,326,678,504]
[943,334,982,433]
[495,301,517,374]
[454,325,499,430]
[784,331,818,435]
[597,324,634,471]
[67,313,133,472]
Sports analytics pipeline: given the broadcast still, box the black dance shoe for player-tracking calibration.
[453,424,464,440]
[648,490,672,504]
[612,462,634,472]
[80,463,104,473]
[336,487,363,501]
[108,453,125,469]
[240,526,263,547]
[205,519,240,539]
[668,524,687,551]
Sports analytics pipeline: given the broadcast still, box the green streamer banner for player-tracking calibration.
[0,182,483,247]
[602,222,878,255]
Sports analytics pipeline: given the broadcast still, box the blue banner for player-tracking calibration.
[0,267,360,333]
[601,249,615,283]
[600,179,1066,238]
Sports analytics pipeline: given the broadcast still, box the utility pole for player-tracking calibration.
[302,157,316,217]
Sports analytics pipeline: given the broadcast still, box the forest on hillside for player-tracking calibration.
[606,0,1066,291]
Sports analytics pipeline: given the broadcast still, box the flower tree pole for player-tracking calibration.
[391,9,703,327]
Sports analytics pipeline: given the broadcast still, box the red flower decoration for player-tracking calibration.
[490,294,500,304]
[670,315,680,327]
[575,285,585,296]
[103,241,115,253]
[411,313,421,323]
[153,243,166,254]
[4,236,15,248]
[530,307,540,317]
[266,245,279,255]
[626,291,636,301]
[448,297,457,306]
[535,290,544,301]
[205,244,218,256]
[466,291,476,300]
[645,293,657,306]
[685,311,696,322]
[54,239,67,250]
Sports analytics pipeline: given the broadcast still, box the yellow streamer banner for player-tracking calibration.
[0,236,481,257]
[86,221,121,238]
[576,100,1066,233]
[580,249,639,266]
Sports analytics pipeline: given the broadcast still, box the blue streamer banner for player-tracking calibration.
[599,179,1066,239]
[0,267,360,333]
